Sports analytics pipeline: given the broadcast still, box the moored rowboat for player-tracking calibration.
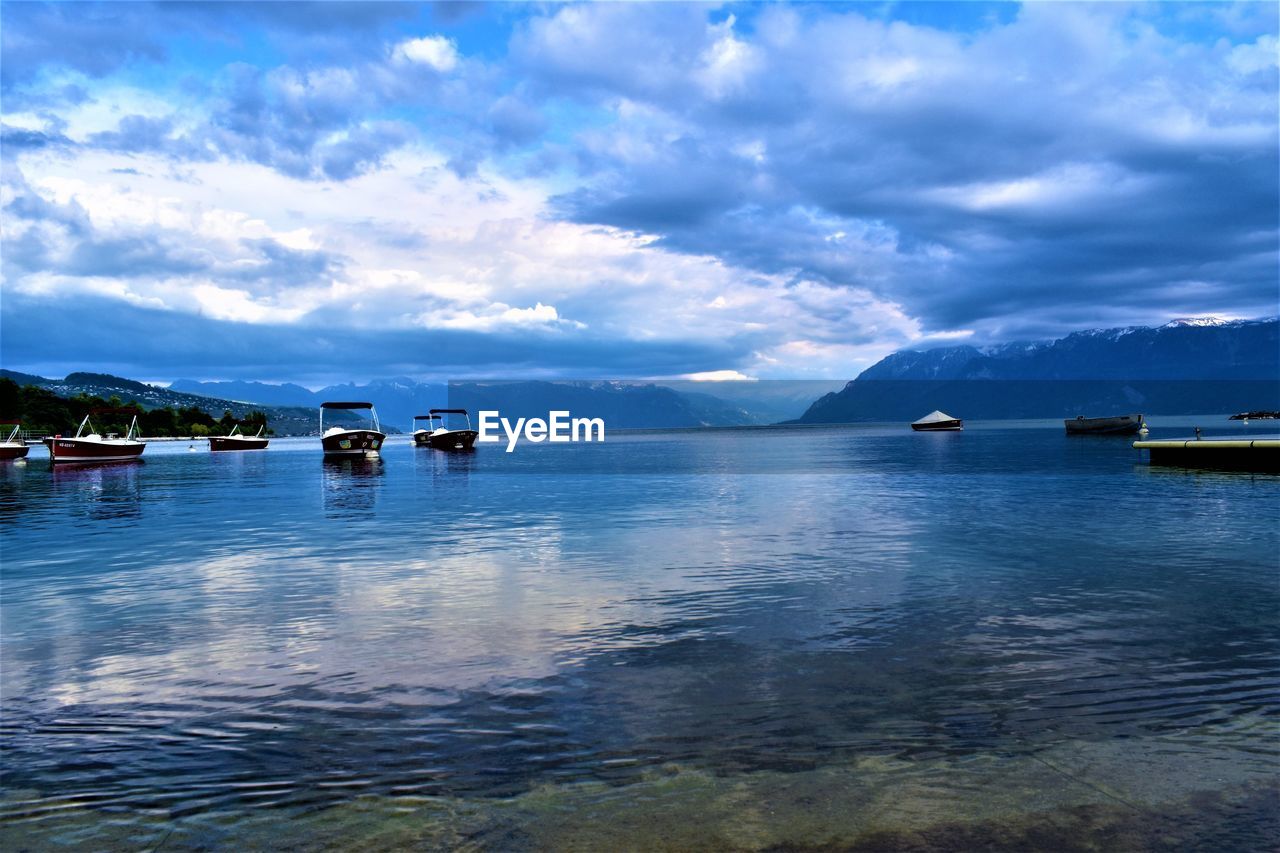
[43,409,146,463]
[1065,413,1144,435]
[0,422,29,460]
[209,423,270,452]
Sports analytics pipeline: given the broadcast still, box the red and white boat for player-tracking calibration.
[209,423,270,452]
[320,401,385,458]
[43,409,146,463]
[0,422,30,460]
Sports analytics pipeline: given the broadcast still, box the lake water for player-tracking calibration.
[2,421,1277,850]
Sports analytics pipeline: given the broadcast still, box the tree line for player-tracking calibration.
[0,379,271,438]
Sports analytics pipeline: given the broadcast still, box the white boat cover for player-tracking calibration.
[912,410,958,425]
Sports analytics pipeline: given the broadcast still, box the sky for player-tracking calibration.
[1,1,1276,384]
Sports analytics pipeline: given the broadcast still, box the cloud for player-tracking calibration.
[392,35,460,72]
[0,1,421,90]
[1,2,1276,381]
[528,2,1278,340]
[0,291,747,383]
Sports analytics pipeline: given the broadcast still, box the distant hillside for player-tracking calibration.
[0,370,357,435]
[169,379,319,408]
[659,379,844,423]
[174,377,773,429]
[0,369,51,387]
[448,381,759,429]
[795,318,1280,423]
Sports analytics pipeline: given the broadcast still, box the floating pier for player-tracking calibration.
[1133,435,1280,472]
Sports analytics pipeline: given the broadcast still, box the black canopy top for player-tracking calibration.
[321,401,373,409]
[413,414,441,420]
[429,408,468,415]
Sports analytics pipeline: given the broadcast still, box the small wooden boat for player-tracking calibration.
[320,401,385,458]
[209,423,269,452]
[1065,413,1144,435]
[43,409,146,463]
[423,408,479,451]
[0,422,29,460]
[911,410,963,431]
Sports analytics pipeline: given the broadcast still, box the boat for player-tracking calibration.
[1065,413,1145,435]
[911,410,963,431]
[422,408,479,451]
[319,401,385,458]
[411,413,440,447]
[0,422,29,460]
[42,409,146,463]
[209,423,270,452]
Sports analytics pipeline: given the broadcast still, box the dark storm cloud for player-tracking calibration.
[0,292,749,382]
[531,3,1278,337]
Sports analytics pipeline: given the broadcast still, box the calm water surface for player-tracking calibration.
[2,422,1277,849]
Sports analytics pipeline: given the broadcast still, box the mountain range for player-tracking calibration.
[6,317,1276,431]
[795,317,1279,423]
[170,378,770,431]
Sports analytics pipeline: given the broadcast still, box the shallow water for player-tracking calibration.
[2,421,1277,849]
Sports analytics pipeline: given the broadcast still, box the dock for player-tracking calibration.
[1133,435,1280,472]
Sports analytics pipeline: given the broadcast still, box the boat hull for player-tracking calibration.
[426,429,479,451]
[321,430,386,457]
[209,436,270,452]
[0,443,29,460]
[1065,414,1144,435]
[412,430,432,447]
[911,420,963,431]
[43,437,145,463]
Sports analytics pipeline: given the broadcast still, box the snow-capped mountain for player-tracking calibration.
[796,317,1279,422]
[1162,316,1230,328]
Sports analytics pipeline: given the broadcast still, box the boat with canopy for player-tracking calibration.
[319,402,385,458]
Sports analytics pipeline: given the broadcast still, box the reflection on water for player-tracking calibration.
[49,461,144,521]
[1,426,1277,848]
[321,457,384,517]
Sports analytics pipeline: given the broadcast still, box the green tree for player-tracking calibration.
[0,379,20,420]
[242,409,272,436]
